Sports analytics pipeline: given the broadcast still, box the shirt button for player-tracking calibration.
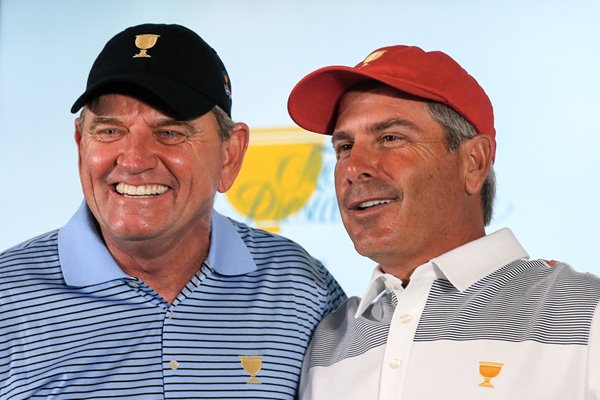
[398,314,412,324]
[169,360,180,370]
[389,359,402,369]
[130,281,139,288]
[166,311,173,319]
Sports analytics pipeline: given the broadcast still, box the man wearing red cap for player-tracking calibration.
[288,45,600,399]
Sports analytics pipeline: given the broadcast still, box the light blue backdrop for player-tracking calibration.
[1,0,598,296]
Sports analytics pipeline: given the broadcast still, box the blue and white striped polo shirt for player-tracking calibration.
[300,229,600,400]
[0,203,346,399]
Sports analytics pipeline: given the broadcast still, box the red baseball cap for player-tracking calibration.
[287,45,495,150]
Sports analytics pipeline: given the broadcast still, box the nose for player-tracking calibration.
[116,129,158,174]
[339,141,378,184]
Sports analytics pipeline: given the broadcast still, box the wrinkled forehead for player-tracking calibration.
[78,94,183,130]
[82,91,187,121]
[333,86,447,140]
[337,84,435,118]
[85,94,151,113]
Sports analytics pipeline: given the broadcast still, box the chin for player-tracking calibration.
[104,219,163,241]
[352,238,383,259]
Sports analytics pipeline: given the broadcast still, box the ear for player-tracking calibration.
[218,122,250,193]
[462,134,494,195]
[74,118,84,168]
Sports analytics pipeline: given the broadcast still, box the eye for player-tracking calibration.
[156,130,186,144]
[334,142,353,159]
[379,133,408,146]
[382,134,400,142]
[93,127,124,142]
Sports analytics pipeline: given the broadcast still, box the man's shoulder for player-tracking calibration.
[306,296,387,369]
[416,258,600,345]
[0,230,60,264]
[516,259,600,294]
[0,230,61,285]
[540,260,600,305]
[226,217,320,263]
[314,296,361,329]
[222,216,347,306]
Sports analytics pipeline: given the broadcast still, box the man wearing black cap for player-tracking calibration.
[0,24,345,398]
[287,46,600,399]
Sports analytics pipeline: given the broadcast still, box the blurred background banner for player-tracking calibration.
[1,0,598,295]
[224,127,327,234]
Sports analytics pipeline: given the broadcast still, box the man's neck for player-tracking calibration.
[380,227,486,284]
[103,232,210,303]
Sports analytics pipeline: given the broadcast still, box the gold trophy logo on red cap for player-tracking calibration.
[358,49,387,68]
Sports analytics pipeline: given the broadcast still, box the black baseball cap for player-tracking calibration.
[71,23,232,118]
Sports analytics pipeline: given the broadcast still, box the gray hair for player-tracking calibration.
[77,103,235,141]
[427,102,496,226]
[211,105,235,140]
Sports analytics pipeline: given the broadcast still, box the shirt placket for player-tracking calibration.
[163,303,179,398]
[124,276,172,397]
[161,272,203,398]
[379,270,436,400]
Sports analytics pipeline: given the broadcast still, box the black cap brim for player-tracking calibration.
[71,72,218,119]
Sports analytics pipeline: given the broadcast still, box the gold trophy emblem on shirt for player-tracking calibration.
[478,361,504,388]
[240,355,263,384]
[133,34,160,58]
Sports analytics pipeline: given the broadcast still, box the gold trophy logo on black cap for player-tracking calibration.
[133,34,160,58]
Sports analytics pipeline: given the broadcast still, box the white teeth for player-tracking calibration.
[115,183,169,197]
[358,199,392,209]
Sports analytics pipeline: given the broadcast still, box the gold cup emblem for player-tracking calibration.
[133,34,160,58]
[226,127,324,232]
[359,49,387,68]
[240,355,262,384]
[478,361,503,388]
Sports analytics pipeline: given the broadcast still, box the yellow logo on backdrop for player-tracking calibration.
[226,127,325,232]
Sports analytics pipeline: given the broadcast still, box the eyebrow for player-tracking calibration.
[88,116,198,134]
[332,118,422,144]
[371,118,422,133]
[153,118,198,134]
[88,116,121,131]
[331,131,352,144]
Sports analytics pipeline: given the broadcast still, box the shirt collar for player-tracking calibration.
[58,201,128,286]
[432,228,529,292]
[355,228,529,317]
[354,268,403,318]
[58,201,257,286]
[205,210,257,276]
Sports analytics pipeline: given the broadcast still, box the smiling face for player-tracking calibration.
[75,94,245,249]
[333,87,485,277]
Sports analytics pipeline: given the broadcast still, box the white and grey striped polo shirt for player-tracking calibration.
[0,203,346,399]
[300,229,600,400]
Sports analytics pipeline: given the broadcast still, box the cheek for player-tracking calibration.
[79,142,113,174]
[180,148,223,187]
[410,162,461,208]
[333,162,346,193]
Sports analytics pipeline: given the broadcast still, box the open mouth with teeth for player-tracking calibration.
[356,199,393,210]
[115,183,169,198]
